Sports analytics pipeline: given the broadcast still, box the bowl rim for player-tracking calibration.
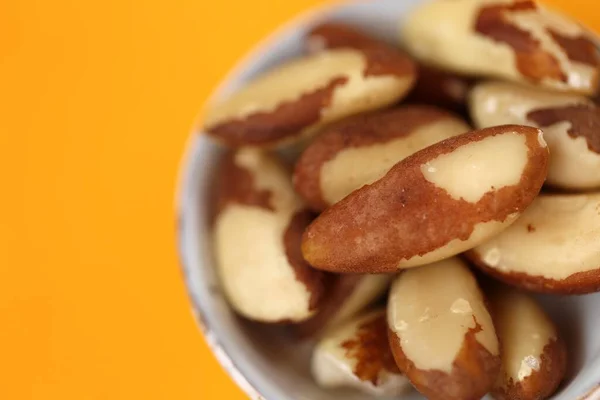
[174,1,355,398]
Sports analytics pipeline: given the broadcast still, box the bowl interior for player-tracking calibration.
[177,0,600,398]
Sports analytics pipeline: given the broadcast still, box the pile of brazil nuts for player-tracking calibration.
[203,1,600,399]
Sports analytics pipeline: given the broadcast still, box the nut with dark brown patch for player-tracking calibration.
[466,192,600,295]
[387,258,501,400]
[406,64,474,115]
[305,22,389,54]
[402,0,600,94]
[470,81,600,190]
[202,47,416,148]
[293,106,471,211]
[488,286,567,400]
[301,125,549,273]
[213,148,327,323]
[311,309,411,396]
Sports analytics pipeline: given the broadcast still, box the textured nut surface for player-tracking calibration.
[213,149,327,322]
[489,287,567,400]
[203,48,415,147]
[387,258,500,400]
[312,309,411,396]
[295,274,391,337]
[294,106,470,211]
[402,0,600,94]
[468,193,600,294]
[470,81,600,190]
[302,125,549,273]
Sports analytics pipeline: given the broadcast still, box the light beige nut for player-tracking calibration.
[467,192,600,294]
[387,258,500,400]
[470,81,600,190]
[294,106,470,211]
[402,0,600,94]
[302,125,549,273]
[489,286,567,400]
[295,274,392,337]
[212,149,327,323]
[312,309,411,396]
[202,47,416,148]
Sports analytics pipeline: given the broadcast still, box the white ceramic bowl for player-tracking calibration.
[177,1,600,398]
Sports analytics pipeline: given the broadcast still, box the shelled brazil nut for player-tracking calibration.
[489,286,567,400]
[202,46,416,148]
[402,0,600,95]
[470,81,600,190]
[467,192,600,294]
[302,125,549,273]
[306,22,473,114]
[294,106,470,211]
[387,258,500,400]
[212,149,327,322]
[311,309,411,396]
[295,274,392,337]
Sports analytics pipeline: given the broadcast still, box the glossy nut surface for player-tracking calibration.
[489,287,567,400]
[402,0,600,94]
[470,81,600,190]
[302,125,549,273]
[212,149,327,322]
[294,106,470,211]
[203,47,416,147]
[467,192,600,294]
[387,258,500,400]
[312,309,411,397]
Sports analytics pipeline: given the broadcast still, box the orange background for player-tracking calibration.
[1,0,598,399]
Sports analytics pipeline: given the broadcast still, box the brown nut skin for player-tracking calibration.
[402,0,600,95]
[406,64,474,115]
[203,46,416,148]
[466,193,600,295]
[488,287,567,400]
[301,125,549,273]
[212,149,328,323]
[388,326,500,400]
[306,22,388,53]
[311,310,411,396]
[293,106,470,211]
[387,258,501,400]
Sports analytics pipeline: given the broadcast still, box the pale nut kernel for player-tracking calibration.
[301,125,549,273]
[202,47,416,148]
[311,309,411,397]
[212,149,327,323]
[489,286,567,400]
[467,192,600,294]
[295,274,392,338]
[470,81,600,190]
[387,258,500,400]
[294,106,470,211]
[402,0,600,94]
